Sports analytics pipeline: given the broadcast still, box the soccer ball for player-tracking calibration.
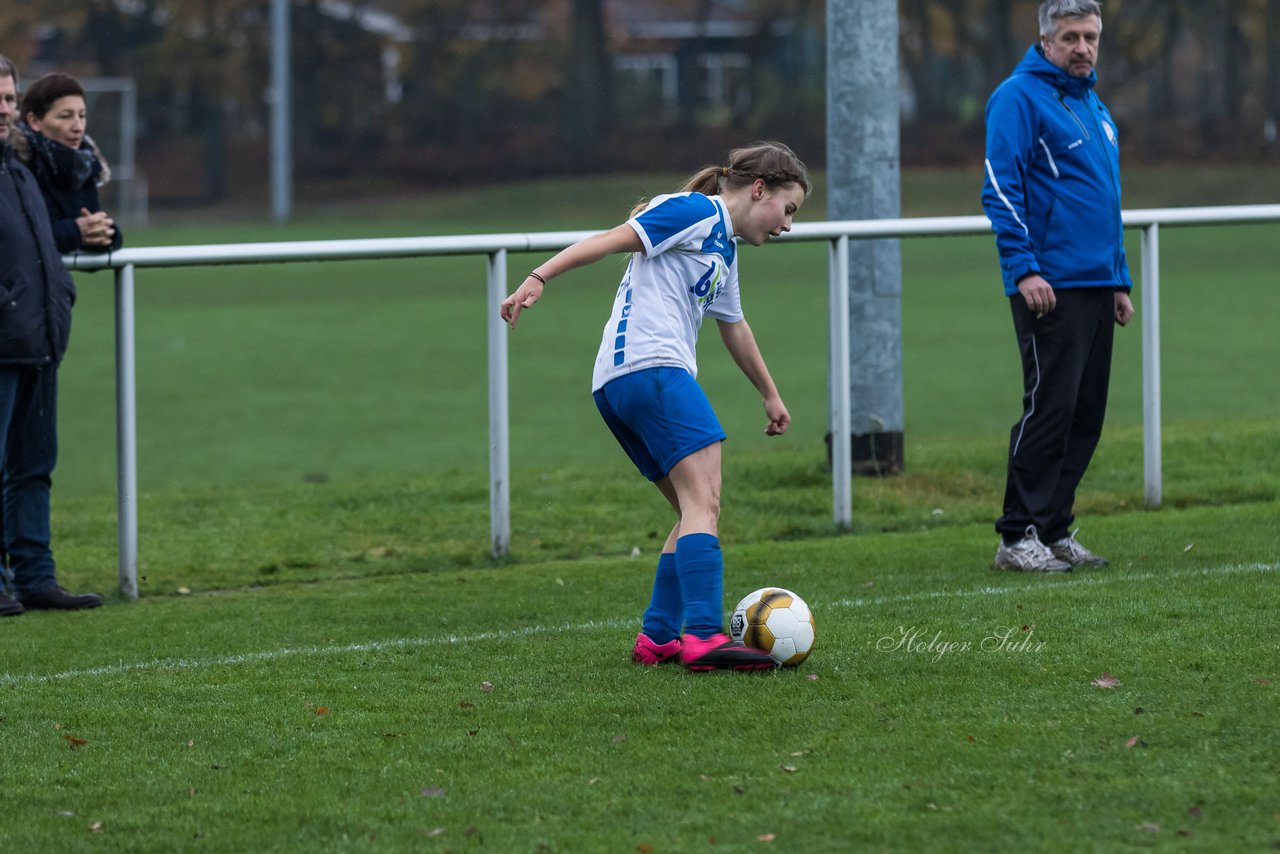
[730,587,815,667]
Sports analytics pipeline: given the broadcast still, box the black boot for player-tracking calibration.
[17,586,104,611]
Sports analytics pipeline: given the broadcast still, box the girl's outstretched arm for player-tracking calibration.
[717,318,790,436]
[500,224,644,328]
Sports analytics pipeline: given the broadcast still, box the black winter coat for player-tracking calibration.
[17,126,123,255]
[0,143,77,366]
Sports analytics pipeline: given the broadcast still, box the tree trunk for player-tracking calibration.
[1268,0,1280,150]
[566,0,612,169]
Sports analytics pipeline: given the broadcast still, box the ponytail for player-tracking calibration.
[628,142,810,219]
[681,165,726,196]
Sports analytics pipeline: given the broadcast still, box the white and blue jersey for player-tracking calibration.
[591,192,743,392]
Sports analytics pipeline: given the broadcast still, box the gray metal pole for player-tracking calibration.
[114,265,139,599]
[829,236,852,528]
[1141,224,1162,508]
[120,80,137,181]
[487,251,511,557]
[271,0,292,222]
[826,0,904,475]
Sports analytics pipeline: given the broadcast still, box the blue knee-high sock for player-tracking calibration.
[641,552,681,644]
[675,533,724,639]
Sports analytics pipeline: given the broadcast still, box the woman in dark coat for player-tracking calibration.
[16,72,122,254]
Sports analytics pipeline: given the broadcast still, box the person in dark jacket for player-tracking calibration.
[15,72,121,254]
[0,55,102,615]
[981,0,1134,573]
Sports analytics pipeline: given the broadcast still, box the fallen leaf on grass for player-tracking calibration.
[426,827,446,837]
[637,844,655,853]
[64,735,88,749]
[757,833,776,842]
[1183,543,1194,553]
[1091,672,1121,688]
[459,701,475,709]
[382,732,402,739]
[612,734,628,743]
[89,821,103,833]
[420,787,447,798]
[1188,804,1203,818]
[1257,678,1272,686]
[315,707,330,716]
[1125,736,1140,749]
[480,681,494,693]
[467,729,479,737]
[805,674,820,681]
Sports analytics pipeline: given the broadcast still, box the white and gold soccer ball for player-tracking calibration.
[730,587,815,667]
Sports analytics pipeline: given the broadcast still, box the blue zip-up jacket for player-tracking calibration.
[982,45,1132,296]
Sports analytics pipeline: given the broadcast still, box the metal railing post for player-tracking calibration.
[829,236,852,528]
[486,250,511,556]
[1141,224,1162,508]
[114,264,139,599]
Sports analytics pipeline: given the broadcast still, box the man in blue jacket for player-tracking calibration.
[0,55,102,615]
[981,0,1134,572]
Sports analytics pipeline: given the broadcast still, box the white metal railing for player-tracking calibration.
[62,204,1280,598]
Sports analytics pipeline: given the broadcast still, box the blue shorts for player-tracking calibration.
[593,367,726,482]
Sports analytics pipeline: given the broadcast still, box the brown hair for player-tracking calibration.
[21,72,86,122]
[631,141,811,218]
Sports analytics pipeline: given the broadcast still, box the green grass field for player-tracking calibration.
[2,166,1277,851]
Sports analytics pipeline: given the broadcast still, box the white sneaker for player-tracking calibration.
[1047,529,1109,568]
[993,525,1072,572]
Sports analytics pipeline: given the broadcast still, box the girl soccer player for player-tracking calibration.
[500,142,809,672]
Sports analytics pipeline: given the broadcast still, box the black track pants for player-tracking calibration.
[997,288,1117,544]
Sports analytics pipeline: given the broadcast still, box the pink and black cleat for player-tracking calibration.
[632,632,682,665]
[680,632,775,672]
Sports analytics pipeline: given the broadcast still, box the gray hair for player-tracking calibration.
[1039,0,1103,37]
[0,53,17,86]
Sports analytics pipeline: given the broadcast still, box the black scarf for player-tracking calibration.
[18,121,99,191]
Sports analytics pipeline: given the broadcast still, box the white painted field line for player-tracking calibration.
[830,560,1277,609]
[1,561,1273,687]
[0,619,633,688]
